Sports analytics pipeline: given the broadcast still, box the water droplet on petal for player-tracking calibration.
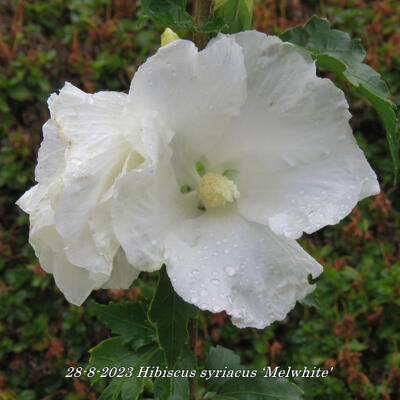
[200,289,208,297]
[211,279,220,285]
[225,266,236,276]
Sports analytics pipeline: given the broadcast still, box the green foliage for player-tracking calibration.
[280,16,399,181]
[153,347,196,399]
[1,0,400,399]
[203,346,303,399]
[299,292,321,311]
[88,337,162,398]
[89,302,155,349]
[148,266,198,367]
[140,0,251,34]
[141,0,193,30]
[214,0,253,33]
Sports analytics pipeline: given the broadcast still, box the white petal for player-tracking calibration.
[111,156,200,272]
[165,209,322,329]
[129,36,247,167]
[35,120,67,182]
[30,222,108,305]
[101,247,141,289]
[49,83,139,274]
[208,31,379,238]
[18,184,137,304]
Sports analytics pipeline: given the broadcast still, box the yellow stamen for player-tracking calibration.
[197,173,240,208]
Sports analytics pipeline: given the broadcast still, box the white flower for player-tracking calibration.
[111,31,379,329]
[16,83,146,305]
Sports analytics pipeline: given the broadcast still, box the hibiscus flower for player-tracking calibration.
[18,31,379,328]
[111,31,379,328]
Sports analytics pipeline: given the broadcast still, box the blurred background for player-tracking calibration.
[0,0,399,399]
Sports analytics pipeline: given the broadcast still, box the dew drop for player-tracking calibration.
[225,267,236,276]
[211,279,220,286]
[224,249,230,254]
[200,289,208,297]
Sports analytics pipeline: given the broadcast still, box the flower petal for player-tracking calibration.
[101,247,141,290]
[165,208,322,329]
[49,83,139,274]
[129,37,247,186]
[111,158,200,272]
[35,120,67,182]
[20,191,108,305]
[209,31,379,238]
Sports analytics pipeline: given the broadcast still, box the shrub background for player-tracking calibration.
[0,0,399,399]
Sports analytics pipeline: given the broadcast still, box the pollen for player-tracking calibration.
[197,173,240,208]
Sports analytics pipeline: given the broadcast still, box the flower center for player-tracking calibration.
[197,173,240,208]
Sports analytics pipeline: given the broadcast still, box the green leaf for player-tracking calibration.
[9,86,31,101]
[89,337,162,399]
[204,346,302,399]
[153,346,197,400]
[195,17,229,33]
[214,0,253,34]
[148,266,198,367]
[89,301,155,350]
[213,378,303,399]
[300,292,321,311]
[205,346,241,392]
[141,0,193,29]
[98,379,124,400]
[280,16,399,181]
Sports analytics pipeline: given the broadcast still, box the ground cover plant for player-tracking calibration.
[0,0,399,399]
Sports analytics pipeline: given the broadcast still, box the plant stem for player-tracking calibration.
[192,0,215,50]
[188,318,199,400]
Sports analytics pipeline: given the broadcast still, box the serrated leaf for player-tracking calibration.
[89,301,155,350]
[214,0,253,34]
[154,346,197,400]
[214,378,303,400]
[280,16,399,181]
[204,346,302,399]
[89,337,162,400]
[148,266,198,367]
[141,0,193,29]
